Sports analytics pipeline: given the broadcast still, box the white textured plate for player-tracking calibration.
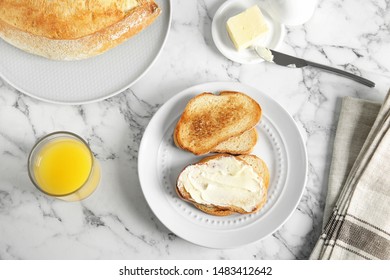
[138,82,307,248]
[212,0,284,64]
[0,0,171,105]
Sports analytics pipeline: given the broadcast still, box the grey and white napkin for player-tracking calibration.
[310,90,390,260]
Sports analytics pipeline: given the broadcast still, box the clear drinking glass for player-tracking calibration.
[28,131,101,201]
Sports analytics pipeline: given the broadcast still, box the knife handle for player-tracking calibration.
[305,60,375,88]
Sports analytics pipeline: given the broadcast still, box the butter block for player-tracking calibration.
[226,5,268,51]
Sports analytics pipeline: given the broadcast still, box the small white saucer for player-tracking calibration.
[212,0,285,64]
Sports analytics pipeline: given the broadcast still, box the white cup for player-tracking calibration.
[266,0,318,26]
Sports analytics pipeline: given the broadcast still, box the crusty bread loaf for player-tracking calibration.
[211,128,258,155]
[176,154,269,216]
[174,91,262,155]
[0,0,161,60]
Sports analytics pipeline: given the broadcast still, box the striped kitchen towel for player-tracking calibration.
[310,90,390,260]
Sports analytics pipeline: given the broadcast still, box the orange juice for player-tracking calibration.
[28,132,100,201]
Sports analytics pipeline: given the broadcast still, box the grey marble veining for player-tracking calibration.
[0,0,389,259]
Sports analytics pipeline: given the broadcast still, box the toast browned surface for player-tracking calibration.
[0,0,160,60]
[174,91,262,155]
[176,154,269,216]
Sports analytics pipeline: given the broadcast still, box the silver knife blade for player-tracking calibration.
[254,46,375,87]
[268,49,308,68]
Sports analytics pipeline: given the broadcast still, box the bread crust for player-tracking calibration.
[174,91,262,155]
[0,0,161,60]
[176,154,269,216]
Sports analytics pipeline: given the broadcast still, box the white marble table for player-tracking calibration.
[0,0,389,259]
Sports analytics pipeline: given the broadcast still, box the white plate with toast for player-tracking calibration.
[0,0,171,104]
[138,82,307,248]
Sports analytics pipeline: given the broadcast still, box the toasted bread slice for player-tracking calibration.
[211,128,258,155]
[174,91,261,155]
[176,154,269,216]
[174,127,258,156]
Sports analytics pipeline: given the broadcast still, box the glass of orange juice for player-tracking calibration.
[28,131,101,201]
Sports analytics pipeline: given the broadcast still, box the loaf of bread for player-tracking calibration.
[176,154,269,216]
[0,0,161,60]
[174,91,262,155]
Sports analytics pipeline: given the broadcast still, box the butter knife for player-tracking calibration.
[255,47,375,88]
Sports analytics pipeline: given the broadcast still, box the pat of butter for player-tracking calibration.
[226,5,268,51]
[178,156,265,212]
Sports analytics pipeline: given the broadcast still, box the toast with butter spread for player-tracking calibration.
[176,154,269,216]
[174,91,262,155]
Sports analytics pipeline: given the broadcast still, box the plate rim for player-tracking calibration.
[0,0,172,105]
[138,81,308,249]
